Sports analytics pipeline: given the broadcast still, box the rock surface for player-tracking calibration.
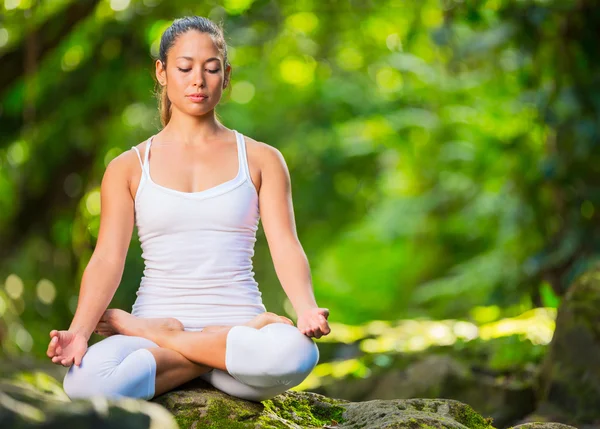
[316,352,537,428]
[508,424,578,429]
[0,371,178,428]
[537,263,600,424]
[0,365,580,428]
[153,377,496,428]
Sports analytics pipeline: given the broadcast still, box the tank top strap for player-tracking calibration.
[131,146,144,170]
[235,130,251,182]
[144,136,153,169]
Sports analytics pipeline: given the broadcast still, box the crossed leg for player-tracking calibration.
[97,309,293,371]
[148,346,212,397]
[64,310,316,401]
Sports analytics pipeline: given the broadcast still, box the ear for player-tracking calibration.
[156,59,166,86]
[223,64,232,89]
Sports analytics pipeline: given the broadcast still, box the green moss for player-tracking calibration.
[171,396,258,429]
[410,399,426,412]
[168,392,347,429]
[204,397,262,428]
[260,392,346,428]
[448,401,494,429]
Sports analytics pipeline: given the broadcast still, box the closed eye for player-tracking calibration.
[177,68,221,73]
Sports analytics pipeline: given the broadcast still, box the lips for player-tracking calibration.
[188,94,207,102]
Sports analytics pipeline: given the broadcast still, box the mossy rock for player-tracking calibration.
[0,372,178,428]
[0,367,577,429]
[152,377,496,428]
[508,424,578,429]
[537,262,600,422]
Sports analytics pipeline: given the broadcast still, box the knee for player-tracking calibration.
[263,324,320,386]
[226,323,320,389]
[63,363,105,399]
[63,351,121,399]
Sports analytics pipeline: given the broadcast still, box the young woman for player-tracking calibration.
[46,15,331,402]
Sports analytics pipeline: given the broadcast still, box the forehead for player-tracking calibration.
[169,30,222,60]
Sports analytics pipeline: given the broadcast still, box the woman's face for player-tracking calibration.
[156,30,230,116]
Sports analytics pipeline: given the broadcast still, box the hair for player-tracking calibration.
[155,16,231,127]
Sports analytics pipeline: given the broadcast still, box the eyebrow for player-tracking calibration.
[176,56,221,63]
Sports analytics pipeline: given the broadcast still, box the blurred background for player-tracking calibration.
[1,0,600,427]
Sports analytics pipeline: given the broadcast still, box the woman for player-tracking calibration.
[46,15,331,402]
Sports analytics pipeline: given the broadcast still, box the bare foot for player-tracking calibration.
[97,309,184,338]
[243,312,294,330]
[200,313,294,334]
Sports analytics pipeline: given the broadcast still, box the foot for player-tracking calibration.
[200,313,294,334]
[243,312,294,330]
[96,309,184,338]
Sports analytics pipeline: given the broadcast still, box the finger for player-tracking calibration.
[320,319,330,331]
[55,346,62,355]
[46,336,58,357]
[49,330,58,338]
[52,356,62,364]
[74,353,82,367]
[321,308,329,318]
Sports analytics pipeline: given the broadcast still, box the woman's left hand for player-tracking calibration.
[297,307,331,339]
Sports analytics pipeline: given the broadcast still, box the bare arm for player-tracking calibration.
[68,151,136,341]
[258,143,330,338]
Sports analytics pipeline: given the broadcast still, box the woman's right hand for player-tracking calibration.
[46,329,88,367]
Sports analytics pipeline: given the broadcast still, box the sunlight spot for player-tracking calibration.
[279,56,316,87]
[5,274,24,299]
[0,28,9,48]
[4,0,20,11]
[375,66,402,92]
[286,12,319,34]
[62,45,84,72]
[231,81,255,104]
[15,325,33,352]
[223,0,256,15]
[336,46,363,71]
[453,321,479,340]
[85,190,101,216]
[7,140,29,166]
[110,0,131,11]
[36,279,56,305]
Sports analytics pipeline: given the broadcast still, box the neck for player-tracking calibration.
[161,109,227,146]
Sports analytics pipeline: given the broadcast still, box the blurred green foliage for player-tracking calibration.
[0,0,597,365]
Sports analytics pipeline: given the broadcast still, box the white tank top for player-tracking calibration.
[129,129,267,331]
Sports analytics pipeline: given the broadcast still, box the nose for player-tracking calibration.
[193,67,205,87]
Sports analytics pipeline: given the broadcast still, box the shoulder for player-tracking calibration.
[102,140,147,188]
[243,134,288,171]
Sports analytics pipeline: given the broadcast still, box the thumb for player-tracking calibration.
[319,308,329,318]
[75,344,88,366]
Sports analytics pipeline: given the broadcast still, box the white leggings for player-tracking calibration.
[63,323,319,402]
